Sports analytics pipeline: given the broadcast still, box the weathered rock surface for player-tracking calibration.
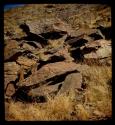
[4,62,20,75]
[25,18,77,36]
[17,62,81,87]
[4,62,20,89]
[28,83,62,97]
[16,56,37,67]
[81,39,111,59]
[21,42,36,51]
[5,83,15,97]
[4,4,111,104]
[4,40,20,61]
[58,73,82,94]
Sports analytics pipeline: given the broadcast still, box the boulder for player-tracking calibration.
[81,39,111,59]
[28,83,62,97]
[16,62,81,87]
[5,83,15,97]
[4,40,21,61]
[58,73,82,94]
[25,18,77,36]
[4,62,20,89]
[16,56,37,67]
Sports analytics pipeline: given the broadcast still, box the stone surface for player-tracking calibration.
[28,83,62,97]
[58,73,82,94]
[16,56,37,67]
[81,40,111,59]
[17,62,80,87]
[21,42,36,51]
[4,4,112,106]
[5,83,15,97]
[4,62,20,89]
[4,40,20,61]
[25,18,77,36]
[4,62,20,75]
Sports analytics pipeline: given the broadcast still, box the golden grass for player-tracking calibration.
[5,65,112,121]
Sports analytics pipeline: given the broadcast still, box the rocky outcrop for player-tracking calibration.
[16,56,37,67]
[4,4,111,103]
[16,62,81,87]
[81,39,111,59]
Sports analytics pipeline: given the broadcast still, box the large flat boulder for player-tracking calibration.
[17,62,81,87]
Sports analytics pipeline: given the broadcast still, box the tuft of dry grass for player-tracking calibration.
[6,93,74,121]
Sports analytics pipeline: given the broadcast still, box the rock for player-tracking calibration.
[54,46,74,62]
[5,83,15,97]
[96,45,111,58]
[4,62,20,75]
[4,40,19,51]
[25,18,77,36]
[4,62,20,89]
[83,39,111,49]
[27,41,42,49]
[4,75,18,90]
[58,73,82,94]
[48,34,67,48]
[25,17,104,41]
[81,39,111,59]
[16,56,37,67]
[76,64,90,72]
[99,57,112,66]
[93,110,105,117]
[21,42,35,51]
[4,40,21,61]
[28,83,62,97]
[16,62,81,87]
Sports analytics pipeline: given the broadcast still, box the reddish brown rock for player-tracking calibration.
[5,83,15,97]
[16,56,37,67]
[25,18,77,36]
[4,62,20,89]
[28,83,61,97]
[4,40,20,61]
[81,39,111,59]
[17,62,81,87]
[58,73,82,94]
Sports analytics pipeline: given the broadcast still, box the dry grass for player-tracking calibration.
[5,65,112,121]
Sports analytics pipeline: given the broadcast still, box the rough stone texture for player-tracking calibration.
[16,56,37,67]
[4,62,20,89]
[4,5,112,105]
[54,46,74,62]
[21,42,36,51]
[5,83,15,97]
[28,83,62,97]
[25,18,77,36]
[4,40,20,61]
[4,62,20,75]
[17,62,80,87]
[58,73,82,94]
[81,40,111,59]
